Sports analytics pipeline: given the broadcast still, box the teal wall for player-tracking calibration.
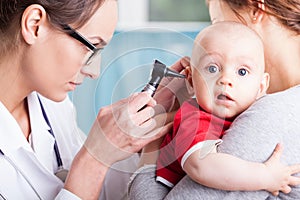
[69,27,207,134]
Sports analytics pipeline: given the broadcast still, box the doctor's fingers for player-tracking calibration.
[109,105,156,138]
[113,92,156,114]
[121,120,174,156]
[146,112,175,137]
[131,106,155,126]
[167,56,190,75]
[154,78,194,113]
[129,111,175,139]
[134,121,174,147]
[156,57,189,93]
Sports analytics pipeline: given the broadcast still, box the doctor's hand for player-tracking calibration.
[84,92,173,166]
[137,57,194,167]
[154,56,194,114]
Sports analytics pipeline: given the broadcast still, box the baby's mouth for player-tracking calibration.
[217,94,233,101]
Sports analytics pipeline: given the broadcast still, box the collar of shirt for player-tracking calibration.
[0,92,56,172]
[28,92,56,172]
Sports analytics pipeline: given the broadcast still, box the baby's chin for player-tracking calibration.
[212,109,238,121]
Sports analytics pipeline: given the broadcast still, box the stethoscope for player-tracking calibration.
[0,96,68,200]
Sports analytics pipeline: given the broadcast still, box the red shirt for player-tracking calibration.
[156,99,232,187]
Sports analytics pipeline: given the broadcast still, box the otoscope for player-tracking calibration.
[141,59,186,97]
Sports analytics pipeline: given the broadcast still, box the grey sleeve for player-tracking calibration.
[165,176,267,200]
[166,87,300,199]
[127,165,170,200]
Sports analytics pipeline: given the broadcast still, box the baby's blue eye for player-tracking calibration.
[208,65,218,73]
[238,68,248,76]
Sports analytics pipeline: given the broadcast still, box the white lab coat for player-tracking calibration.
[0,92,84,199]
[0,92,139,200]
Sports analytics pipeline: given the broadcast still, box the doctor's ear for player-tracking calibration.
[185,66,193,88]
[21,4,47,44]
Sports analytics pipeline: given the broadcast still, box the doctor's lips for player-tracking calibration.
[70,81,82,86]
[68,81,82,90]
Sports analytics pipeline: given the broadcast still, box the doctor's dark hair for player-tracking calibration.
[221,0,300,34]
[0,0,105,52]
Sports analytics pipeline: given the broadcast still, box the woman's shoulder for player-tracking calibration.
[251,85,300,110]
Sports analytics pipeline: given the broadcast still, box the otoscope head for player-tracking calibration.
[141,60,186,97]
[149,60,186,84]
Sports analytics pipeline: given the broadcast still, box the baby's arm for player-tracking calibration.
[183,143,300,194]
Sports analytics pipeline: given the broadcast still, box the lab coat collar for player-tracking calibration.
[0,92,63,198]
[0,98,32,154]
[28,91,51,132]
[0,92,52,155]
[28,92,56,172]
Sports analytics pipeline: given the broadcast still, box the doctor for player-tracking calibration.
[0,0,188,199]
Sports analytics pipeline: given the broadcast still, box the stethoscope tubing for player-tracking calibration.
[0,150,42,200]
[38,96,64,168]
[0,193,6,200]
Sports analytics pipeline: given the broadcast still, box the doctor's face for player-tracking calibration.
[33,0,118,102]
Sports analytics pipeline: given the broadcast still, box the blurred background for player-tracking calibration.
[69,0,210,134]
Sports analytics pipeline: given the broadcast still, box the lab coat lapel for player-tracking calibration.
[0,96,63,199]
[28,92,57,172]
[6,147,63,199]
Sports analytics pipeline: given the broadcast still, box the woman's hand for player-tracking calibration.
[84,92,173,166]
[263,143,300,195]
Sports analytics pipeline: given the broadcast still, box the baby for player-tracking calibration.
[156,21,297,194]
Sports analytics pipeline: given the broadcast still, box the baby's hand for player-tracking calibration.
[264,143,300,195]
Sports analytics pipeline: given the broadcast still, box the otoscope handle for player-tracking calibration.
[141,83,158,97]
[139,59,185,112]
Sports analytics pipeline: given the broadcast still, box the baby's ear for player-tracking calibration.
[257,72,270,99]
[185,66,193,88]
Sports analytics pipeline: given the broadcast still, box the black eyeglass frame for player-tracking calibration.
[62,24,104,65]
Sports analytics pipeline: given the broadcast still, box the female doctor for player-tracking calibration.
[0,0,188,199]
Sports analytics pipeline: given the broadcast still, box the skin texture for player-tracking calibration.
[20,1,117,103]
[188,22,268,119]
[208,0,300,94]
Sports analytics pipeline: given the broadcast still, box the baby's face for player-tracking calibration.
[190,25,268,119]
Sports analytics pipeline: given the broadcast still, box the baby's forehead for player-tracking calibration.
[193,22,264,58]
[196,22,262,46]
[191,22,265,71]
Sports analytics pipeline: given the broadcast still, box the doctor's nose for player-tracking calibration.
[80,56,101,79]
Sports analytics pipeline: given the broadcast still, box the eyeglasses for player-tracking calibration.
[62,24,104,66]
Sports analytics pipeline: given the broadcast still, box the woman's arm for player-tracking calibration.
[184,144,300,194]
[166,88,300,199]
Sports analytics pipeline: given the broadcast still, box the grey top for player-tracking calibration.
[128,85,300,200]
